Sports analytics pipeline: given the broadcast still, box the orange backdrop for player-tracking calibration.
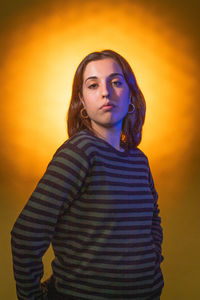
[1,0,199,299]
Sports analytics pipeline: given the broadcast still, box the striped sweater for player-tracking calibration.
[11,129,164,300]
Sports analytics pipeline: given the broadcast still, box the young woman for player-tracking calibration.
[11,50,164,300]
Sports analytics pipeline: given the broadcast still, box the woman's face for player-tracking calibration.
[80,58,130,133]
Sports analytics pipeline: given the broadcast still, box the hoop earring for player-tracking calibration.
[128,103,135,114]
[80,107,89,119]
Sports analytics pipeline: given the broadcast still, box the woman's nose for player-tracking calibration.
[101,82,110,98]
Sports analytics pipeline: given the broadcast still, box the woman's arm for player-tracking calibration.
[11,143,89,300]
[148,166,164,264]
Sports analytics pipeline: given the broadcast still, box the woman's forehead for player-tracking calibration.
[83,58,123,80]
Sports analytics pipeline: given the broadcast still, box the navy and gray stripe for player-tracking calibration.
[11,129,164,300]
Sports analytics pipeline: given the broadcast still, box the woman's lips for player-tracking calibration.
[100,103,115,110]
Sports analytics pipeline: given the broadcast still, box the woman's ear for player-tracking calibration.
[130,93,135,104]
[79,92,84,106]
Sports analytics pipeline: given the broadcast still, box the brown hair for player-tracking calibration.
[67,49,146,149]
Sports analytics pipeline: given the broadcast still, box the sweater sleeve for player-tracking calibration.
[148,166,164,264]
[11,143,90,300]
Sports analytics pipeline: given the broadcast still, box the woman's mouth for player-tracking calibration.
[100,103,115,110]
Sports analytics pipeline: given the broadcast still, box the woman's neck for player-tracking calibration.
[91,122,123,152]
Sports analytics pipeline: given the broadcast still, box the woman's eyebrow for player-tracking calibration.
[85,73,124,83]
[85,76,98,83]
[109,72,124,79]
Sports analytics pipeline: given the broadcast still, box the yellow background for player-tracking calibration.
[1,0,199,299]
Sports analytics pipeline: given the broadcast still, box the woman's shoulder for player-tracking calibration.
[129,147,150,166]
[53,129,98,158]
[129,145,147,157]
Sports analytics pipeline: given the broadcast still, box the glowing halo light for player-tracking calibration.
[2,1,197,195]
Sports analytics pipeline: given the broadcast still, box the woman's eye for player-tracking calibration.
[112,81,122,87]
[88,83,98,89]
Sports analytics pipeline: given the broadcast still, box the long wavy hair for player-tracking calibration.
[67,50,146,149]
